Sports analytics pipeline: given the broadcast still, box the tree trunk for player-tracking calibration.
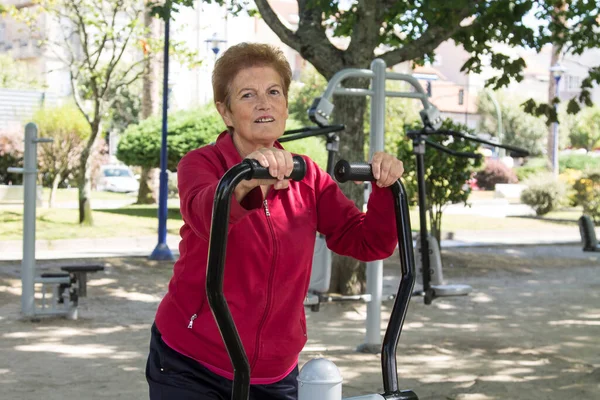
[547,1,566,171]
[136,166,155,204]
[327,84,369,295]
[78,121,100,225]
[547,43,560,171]
[138,7,160,205]
[48,172,61,209]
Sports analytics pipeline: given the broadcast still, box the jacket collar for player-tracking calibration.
[214,130,284,170]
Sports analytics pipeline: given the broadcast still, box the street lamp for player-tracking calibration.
[549,62,567,177]
[205,33,226,59]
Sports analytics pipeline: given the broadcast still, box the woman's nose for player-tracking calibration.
[255,93,271,109]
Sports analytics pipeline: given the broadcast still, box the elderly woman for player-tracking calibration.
[146,42,404,400]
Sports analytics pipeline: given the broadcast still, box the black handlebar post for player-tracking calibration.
[334,161,418,400]
[407,128,529,305]
[279,124,346,178]
[279,124,345,142]
[206,155,306,400]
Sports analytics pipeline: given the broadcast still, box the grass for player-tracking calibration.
[0,205,184,241]
[40,188,135,203]
[0,200,582,241]
[408,209,579,234]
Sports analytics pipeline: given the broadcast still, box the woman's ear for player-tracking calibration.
[216,101,233,127]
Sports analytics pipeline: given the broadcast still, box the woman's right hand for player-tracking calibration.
[234,147,295,202]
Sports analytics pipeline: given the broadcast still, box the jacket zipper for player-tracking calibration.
[250,199,277,369]
[188,313,197,329]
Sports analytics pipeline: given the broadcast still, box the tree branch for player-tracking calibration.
[295,0,344,77]
[379,8,472,67]
[254,0,300,49]
[68,71,92,126]
[347,0,379,60]
[70,0,99,98]
[100,9,140,98]
[108,58,146,96]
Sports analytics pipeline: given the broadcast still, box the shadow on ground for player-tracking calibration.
[1,245,599,400]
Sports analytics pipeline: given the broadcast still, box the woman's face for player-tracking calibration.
[216,66,288,151]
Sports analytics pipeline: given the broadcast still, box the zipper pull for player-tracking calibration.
[263,200,270,217]
[187,314,197,329]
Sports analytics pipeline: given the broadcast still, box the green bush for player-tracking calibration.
[514,156,547,181]
[559,154,600,173]
[520,173,566,216]
[117,104,224,170]
[515,164,546,181]
[573,171,600,223]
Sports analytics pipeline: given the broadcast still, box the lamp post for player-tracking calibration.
[150,4,174,261]
[549,62,567,177]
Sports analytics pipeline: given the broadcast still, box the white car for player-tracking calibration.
[96,165,140,193]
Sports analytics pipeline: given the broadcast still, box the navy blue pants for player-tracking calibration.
[146,323,299,400]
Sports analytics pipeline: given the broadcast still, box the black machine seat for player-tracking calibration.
[578,215,600,252]
[40,272,70,278]
[60,264,105,297]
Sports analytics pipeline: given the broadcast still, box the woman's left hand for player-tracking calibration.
[371,152,404,188]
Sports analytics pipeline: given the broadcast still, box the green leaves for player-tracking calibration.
[397,119,483,243]
[116,105,225,169]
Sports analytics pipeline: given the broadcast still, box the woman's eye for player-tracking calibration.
[241,93,252,99]
[270,89,281,95]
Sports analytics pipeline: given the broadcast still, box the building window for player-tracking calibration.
[565,75,581,91]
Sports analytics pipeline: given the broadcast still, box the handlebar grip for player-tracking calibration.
[334,160,374,183]
[243,155,307,181]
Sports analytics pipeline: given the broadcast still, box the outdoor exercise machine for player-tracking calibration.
[205,155,418,400]
[405,127,529,304]
[7,122,104,320]
[280,124,379,310]
[298,57,473,352]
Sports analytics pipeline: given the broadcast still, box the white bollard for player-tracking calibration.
[298,358,343,400]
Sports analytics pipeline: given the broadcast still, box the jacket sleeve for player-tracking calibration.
[312,159,398,262]
[177,150,263,240]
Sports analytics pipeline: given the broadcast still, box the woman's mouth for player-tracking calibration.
[255,117,275,123]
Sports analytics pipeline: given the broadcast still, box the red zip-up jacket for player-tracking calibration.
[154,131,398,383]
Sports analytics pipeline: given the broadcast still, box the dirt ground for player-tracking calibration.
[1,244,599,400]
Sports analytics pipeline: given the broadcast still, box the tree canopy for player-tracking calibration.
[158,1,598,121]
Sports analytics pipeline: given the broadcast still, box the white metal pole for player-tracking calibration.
[362,58,386,352]
[21,123,38,317]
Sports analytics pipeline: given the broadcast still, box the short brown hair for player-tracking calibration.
[212,42,292,109]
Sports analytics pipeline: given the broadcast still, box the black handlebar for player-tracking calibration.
[424,139,483,159]
[334,160,418,398]
[243,156,307,181]
[408,128,530,158]
[334,160,375,182]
